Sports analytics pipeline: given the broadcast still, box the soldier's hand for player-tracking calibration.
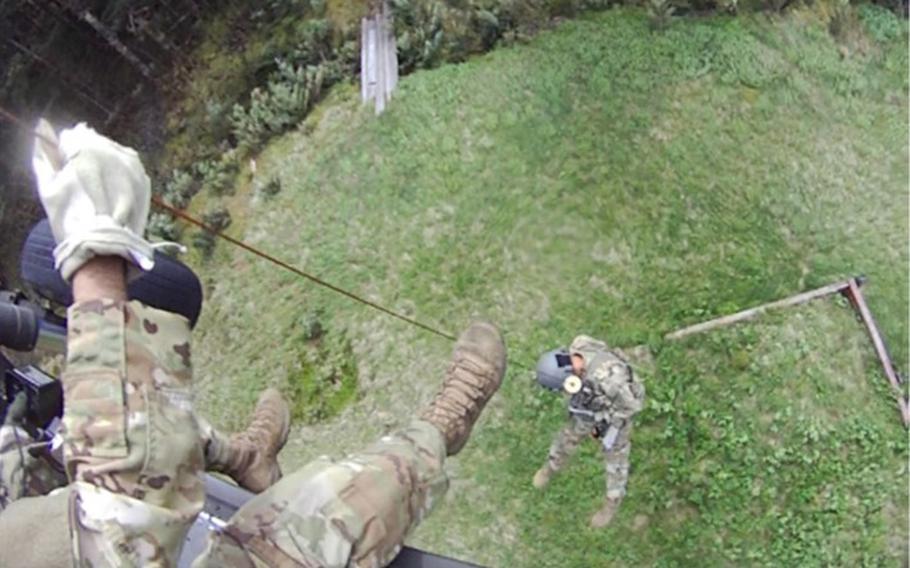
[32,120,154,281]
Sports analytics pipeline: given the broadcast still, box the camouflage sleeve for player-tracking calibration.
[607,378,644,423]
[63,299,205,567]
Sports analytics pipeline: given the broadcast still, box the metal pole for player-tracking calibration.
[844,279,910,427]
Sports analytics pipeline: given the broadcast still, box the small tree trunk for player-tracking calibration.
[79,10,156,81]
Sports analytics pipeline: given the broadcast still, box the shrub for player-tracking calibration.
[829,1,863,45]
[230,60,331,151]
[858,3,903,43]
[649,0,676,30]
[284,18,333,67]
[257,176,283,198]
[391,0,446,72]
[163,168,199,208]
[287,328,358,424]
[190,231,215,258]
[196,151,240,196]
[204,99,232,142]
[146,212,182,242]
[202,206,232,232]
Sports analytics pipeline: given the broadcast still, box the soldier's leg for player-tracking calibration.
[196,419,447,568]
[195,321,505,568]
[0,489,73,567]
[548,418,592,472]
[199,388,291,493]
[591,424,632,528]
[533,417,591,489]
[0,425,67,511]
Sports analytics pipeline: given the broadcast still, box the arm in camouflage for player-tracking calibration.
[63,299,205,566]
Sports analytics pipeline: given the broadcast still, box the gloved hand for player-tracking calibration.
[32,119,155,281]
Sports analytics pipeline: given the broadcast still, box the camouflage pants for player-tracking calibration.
[194,419,447,568]
[2,299,449,567]
[0,425,67,512]
[547,417,633,500]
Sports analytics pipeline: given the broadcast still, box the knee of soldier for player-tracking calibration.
[0,489,72,567]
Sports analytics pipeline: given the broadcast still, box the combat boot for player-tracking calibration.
[420,321,506,456]
[532,464,554,489]
[590,497,622,528]
[206,388,291,493]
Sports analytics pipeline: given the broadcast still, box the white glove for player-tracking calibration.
[32,120,155,281]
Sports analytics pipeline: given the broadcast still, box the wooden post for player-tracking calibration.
[665,279,855,341]
[664,277,909,428]
[844,279,910,427]
[361,1,398,115]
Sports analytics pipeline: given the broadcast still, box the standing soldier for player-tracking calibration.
[532,335,645,528]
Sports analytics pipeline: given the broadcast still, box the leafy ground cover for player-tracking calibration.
[185,7,908,566]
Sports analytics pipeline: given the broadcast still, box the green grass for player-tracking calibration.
[186,8,908,566]
[284,322,359,424]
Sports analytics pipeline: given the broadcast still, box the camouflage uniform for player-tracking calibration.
[63,298,205,566]
[194,420,447,568]
[0,298,449,567]
[546,336,644,501]
[0,425,68,511]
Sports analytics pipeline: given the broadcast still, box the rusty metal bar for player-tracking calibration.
[843,278,910,427]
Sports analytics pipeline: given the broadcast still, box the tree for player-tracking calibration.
[77,9,155,81]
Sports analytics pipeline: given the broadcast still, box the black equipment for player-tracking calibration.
[22,219,204,327]
[3,365,62,433]
[0,293,39,352]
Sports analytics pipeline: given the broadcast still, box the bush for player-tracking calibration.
[257,176,283,198]
[649,0,676,29]
[146,212,182,242]
[391,0,447,72]
[286,328,358,424]
[202,206,232,232]
[189,205,231,258]
[195,151,240,196]
[204,99,232,142]
[163,168,199,208]
[190,230,215,258]
[230,60,332,151]
[858,3,904,43]
[829,1,863,44]
[284,18,334,67]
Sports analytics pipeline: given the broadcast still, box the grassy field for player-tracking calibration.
[185,8,908,566]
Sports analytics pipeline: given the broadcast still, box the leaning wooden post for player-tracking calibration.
[664,279,854,341]
[664,276,909,428]
[843,279,910,427]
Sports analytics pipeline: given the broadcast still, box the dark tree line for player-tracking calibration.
[0,0,221,284]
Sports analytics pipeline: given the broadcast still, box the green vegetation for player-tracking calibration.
[187,7,908,566]
[284,320,360,424]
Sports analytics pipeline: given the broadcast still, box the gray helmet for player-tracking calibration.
[536,348,574,391]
